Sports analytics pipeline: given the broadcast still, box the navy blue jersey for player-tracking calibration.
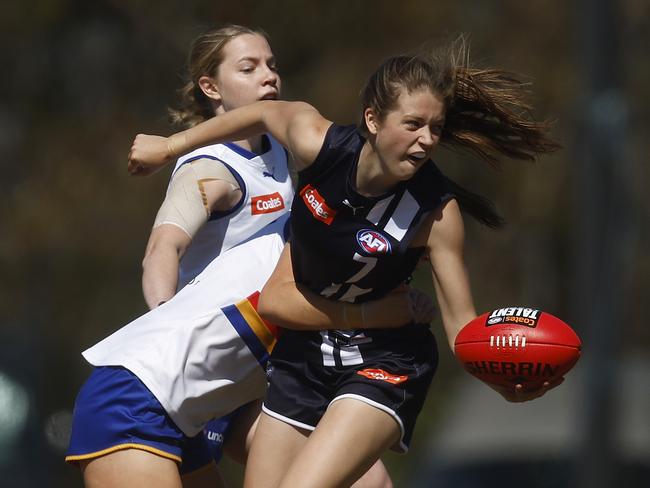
[264,124,447,439]
[290,124,451,304]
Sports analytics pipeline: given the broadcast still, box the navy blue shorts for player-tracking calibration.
[66,366,216,474]
[263,324,438,453]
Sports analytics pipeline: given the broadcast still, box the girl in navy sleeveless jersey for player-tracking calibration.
[128,37,560,488]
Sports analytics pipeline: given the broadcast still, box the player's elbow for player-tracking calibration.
[257,282,285,324]
[143,227,190,269]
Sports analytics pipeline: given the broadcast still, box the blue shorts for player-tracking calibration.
[202,409,240,464]
[66,366,216,474]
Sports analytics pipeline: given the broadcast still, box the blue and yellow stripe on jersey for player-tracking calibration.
[221,291,279,367]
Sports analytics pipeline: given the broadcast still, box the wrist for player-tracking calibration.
[167,132,188,159]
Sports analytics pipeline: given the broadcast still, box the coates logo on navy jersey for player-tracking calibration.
[299,184,337,225]
[356,229,391,255]
[251,192,285,215]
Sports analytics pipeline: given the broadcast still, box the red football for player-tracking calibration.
[454,307,581,390]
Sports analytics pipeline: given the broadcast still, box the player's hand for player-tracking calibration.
[128,134,175,176]
[487,377,565,403]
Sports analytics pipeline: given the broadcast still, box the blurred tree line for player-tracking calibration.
[0,0,648,486]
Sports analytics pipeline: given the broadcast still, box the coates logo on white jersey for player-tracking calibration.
[356,229,391,254]
[299,184,337,225]
[251,192,285,215]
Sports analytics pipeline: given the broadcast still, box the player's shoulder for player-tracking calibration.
[299,124,362,179]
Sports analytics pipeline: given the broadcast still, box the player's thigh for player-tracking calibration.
[223,399,262,464]
[352,459,393,488]
[81,448,182,488]
[243,412,310,488]
[181,462,226,488]
[277,398,400,488]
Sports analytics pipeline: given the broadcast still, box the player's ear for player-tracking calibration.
[198,76,222,104]
[364,108,379,135]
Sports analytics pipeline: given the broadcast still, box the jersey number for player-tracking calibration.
[320,253,376,303]
[319,253,376,366]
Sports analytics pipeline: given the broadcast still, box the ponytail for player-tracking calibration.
[444,177,505,229]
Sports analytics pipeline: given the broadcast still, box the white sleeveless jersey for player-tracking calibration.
[82,214,289,437]
[173,136,293,289]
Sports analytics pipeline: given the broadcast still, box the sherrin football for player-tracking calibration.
[454,307,581,390]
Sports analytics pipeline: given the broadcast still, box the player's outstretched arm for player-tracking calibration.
[425,199,477,351]
[258,242,430,331]
[127,101,329,176]
[427,199,564,402]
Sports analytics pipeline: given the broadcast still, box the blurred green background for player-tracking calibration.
[1,0,648,486]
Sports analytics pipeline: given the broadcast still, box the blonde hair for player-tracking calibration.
[169,25,269,128]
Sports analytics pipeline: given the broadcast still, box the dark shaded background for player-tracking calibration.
[1,1,648,486]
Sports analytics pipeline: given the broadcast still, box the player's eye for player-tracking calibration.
[404,120,420,130]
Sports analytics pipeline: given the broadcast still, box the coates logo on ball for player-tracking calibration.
[356,229,391,255]
[251,192,285,215]
[454,307,581,393]
[485,306,541,328]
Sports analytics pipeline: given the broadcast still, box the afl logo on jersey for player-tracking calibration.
[356,229,391,255]
[251,192,285,215]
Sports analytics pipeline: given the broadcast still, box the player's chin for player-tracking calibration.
[395,160,421,180]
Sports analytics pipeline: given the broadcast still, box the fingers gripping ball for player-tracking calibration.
[454,307,581,391]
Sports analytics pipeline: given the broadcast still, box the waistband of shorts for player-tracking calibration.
[282,322,432,346]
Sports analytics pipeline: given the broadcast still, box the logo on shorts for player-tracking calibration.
[356,230,391,255]
[299,184,337,225]
[205,430,224,444]
[251,192,285,215]
[357,368,408,384]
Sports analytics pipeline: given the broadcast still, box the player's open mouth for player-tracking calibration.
[260,92,278,100]
[407,152,427,164]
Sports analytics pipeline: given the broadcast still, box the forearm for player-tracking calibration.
[258,242,417,331]
[168,102,270,157]
[142,245,181,309]
[258,282,420,331]
[128,101,324,177]
[258,281,360,330]
[168,101,311,158]
[432,270,476,351]
[426,199,477,351]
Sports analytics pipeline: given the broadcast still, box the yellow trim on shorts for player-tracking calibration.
[65,443,182,464]
[236,298,277,353]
